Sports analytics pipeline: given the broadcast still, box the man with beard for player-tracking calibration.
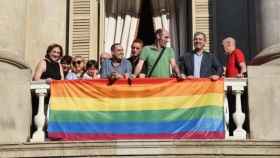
[100,43,132,79]
[179,32,223,80]
[133,29,182,78]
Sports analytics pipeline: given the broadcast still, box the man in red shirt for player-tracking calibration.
[222,37,247,77]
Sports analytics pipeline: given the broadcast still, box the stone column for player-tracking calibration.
[255,0,280,53]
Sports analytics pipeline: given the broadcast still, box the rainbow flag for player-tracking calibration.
[48,78,225,140]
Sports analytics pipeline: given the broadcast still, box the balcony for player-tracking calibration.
[0,78,280,157]
[30,78,248,142]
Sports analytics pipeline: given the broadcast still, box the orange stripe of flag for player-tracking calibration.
[51,79,224,99]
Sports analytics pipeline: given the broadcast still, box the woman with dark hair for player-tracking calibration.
[60,55,72,77]
[33,43,64,81]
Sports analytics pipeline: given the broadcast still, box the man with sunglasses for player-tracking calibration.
[100,43,132,79]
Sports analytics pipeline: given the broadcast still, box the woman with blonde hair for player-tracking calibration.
[65,56,86,80]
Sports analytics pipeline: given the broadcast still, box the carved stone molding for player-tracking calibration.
[0,49,29,69]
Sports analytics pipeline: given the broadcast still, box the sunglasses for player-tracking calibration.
[73,60,83,65]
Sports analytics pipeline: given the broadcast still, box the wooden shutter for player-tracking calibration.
[192,0,214,51]
[69,0,99,60]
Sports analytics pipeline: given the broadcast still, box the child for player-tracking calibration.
[82,60,100,79]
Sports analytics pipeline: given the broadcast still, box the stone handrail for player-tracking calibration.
[30,78,248,142]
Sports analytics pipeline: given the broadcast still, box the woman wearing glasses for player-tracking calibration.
[33,43,64,81]
[65,56,86,80]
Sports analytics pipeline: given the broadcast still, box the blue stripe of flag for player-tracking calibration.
[48,119,224,134]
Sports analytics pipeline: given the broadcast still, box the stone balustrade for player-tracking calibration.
[224,78,247,140]
[30,80,49,142]
[30,78,248,142]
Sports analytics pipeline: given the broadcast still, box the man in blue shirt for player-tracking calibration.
[100,43,132,79]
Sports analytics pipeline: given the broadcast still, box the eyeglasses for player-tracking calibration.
[73,60,83,65]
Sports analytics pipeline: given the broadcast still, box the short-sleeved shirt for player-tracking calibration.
[226,48,245,77]
[100,58,132,78]
[140,45,175,77]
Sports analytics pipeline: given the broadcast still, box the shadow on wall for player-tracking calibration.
[250,43,280,65]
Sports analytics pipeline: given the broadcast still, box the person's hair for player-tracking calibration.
[155,28,164,39]
[111,43,122,51]
[45,43,63,59]
[193,32,207,40]
[60,55,72,65]
[72,55,85,62]
[222,36,236,45]
[86,59,99,69]
[132,39,144,47]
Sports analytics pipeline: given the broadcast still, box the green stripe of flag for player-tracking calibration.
[49,105,223,123]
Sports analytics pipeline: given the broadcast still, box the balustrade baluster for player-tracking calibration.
[30,88,47,142]
[232,89,246,139]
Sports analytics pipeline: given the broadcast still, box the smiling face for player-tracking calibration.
[48,47,62,62]
[157,30,170,48]
[72,56,85,73]
[223,37,236,54]
[193,33,206,52]
[112,44,124,61]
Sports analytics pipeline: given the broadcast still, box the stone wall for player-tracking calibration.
[0,0,27,58]
[25,0,67,72]
[248,65,280,139]
[0,0,67,72]
[0,50,32,144]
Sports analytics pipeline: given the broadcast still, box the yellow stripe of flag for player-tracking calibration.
[50,93,223,111]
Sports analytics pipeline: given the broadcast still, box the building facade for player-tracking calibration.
[1,0,280,151]
[1,0,273,71]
